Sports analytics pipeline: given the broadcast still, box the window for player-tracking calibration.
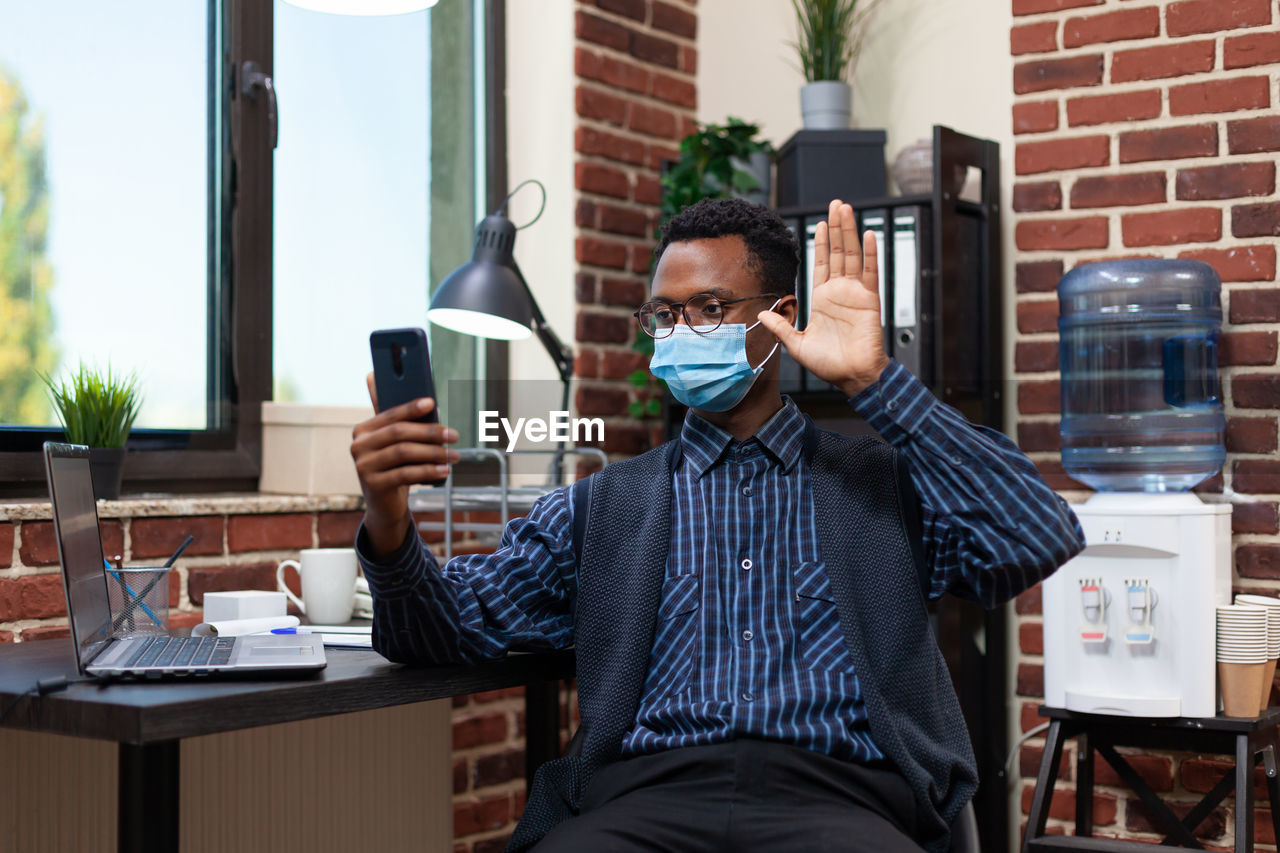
[272,0,487,445]
[0,1,499,493]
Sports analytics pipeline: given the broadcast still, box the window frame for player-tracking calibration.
[0,0,506,497]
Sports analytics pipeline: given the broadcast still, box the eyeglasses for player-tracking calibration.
[634,292,779,339]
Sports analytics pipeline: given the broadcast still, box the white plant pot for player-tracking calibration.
[800,81,852,130]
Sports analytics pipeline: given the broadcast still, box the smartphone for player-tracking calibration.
[370,327,439,423]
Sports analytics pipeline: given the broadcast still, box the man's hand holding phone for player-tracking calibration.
[351,377,460,559]
[353,327,459,560]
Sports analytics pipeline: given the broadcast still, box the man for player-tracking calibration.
[351,198,1084,852]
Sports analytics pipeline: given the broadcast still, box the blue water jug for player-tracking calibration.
[1058,259,1225,492]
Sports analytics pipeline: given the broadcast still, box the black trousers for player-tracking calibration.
[533,740,924,852]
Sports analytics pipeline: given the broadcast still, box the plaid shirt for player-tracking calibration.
[360,360,1084,762]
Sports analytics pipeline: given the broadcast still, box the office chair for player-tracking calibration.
[950,800,981,853]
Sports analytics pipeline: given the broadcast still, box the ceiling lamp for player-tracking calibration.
[281,0,438,15]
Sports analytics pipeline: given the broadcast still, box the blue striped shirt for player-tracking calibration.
[359,360,1084,763]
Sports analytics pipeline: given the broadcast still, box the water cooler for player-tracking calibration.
[1042,260,1230,718]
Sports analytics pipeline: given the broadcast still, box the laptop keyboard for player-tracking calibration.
[124,636,234,669]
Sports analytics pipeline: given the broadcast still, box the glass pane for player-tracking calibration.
[0,2,210,429]
[275,3,462,412]
[427,0,481,445]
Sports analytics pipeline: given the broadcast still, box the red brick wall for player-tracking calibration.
[572,0,699,462]
[0,509,366,641]
[1011,0,1280,845]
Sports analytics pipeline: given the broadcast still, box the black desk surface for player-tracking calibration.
[0,639,575,745]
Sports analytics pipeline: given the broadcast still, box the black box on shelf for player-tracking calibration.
[776,129,888,208]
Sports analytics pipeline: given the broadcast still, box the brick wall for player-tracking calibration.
[0,505,366,642]
[1011,0,1280,845]
[572,0,699,463]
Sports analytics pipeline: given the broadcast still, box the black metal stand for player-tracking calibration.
[525,679,564,787]
[118,740,179,853]
[1024,706,1280,851]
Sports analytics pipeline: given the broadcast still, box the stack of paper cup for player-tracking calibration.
[1218,604,1271,717]
[1234,594,1280,712]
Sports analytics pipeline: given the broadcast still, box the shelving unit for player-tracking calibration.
[778,124,1003,431]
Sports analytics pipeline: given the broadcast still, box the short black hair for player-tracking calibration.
[655,198,800,296]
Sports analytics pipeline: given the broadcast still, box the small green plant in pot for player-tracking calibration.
[792,0,884,129]
[42,362,143,499]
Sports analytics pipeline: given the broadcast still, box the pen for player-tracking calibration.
[105,560,164,628]
[164,535,195,568]
[271,627,311,634]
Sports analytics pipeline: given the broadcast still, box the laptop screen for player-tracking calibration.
[43,443,114,667]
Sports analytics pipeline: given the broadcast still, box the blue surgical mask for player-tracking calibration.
[649,305,782,412]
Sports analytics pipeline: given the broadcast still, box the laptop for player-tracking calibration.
[44,441,326,678]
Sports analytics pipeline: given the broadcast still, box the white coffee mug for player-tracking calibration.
[276,548,358,624]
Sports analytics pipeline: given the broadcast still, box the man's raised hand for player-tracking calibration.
[755,199,890,397]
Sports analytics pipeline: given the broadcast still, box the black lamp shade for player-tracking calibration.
[427,214,535,341]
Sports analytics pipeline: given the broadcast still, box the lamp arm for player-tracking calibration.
[509,259,575,485]
[511,263,575,384]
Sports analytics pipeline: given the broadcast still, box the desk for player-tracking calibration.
[0,639,575,853]
[1024,705,1280,852]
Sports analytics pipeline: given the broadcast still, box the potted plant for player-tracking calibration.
[792,0,883,129]
[42,362,142,499]
[659,117,775,222]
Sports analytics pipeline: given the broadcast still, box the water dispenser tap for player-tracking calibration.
[1079,577,1108,643]
[1123,578,1156,645]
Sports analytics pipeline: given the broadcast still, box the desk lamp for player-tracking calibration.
[427,180,576,473]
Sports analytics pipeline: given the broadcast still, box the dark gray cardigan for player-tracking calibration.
[508,424,976,853]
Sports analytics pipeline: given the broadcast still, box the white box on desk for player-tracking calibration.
[203,590,287,622]
[260,403,368,495]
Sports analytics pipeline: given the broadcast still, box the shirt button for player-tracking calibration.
[742,630,754,641]
[887,400,899,411]
[741,558,753,571]
[741,691,754,702]
[950,454,964,466]
[742,486,753,496]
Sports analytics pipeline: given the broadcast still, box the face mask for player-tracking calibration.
[649,302,783,412]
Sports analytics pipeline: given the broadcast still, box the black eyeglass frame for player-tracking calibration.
[633,292,781,339]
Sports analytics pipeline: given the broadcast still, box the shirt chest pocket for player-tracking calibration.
[646,574,701,698]
[793,562,853,672]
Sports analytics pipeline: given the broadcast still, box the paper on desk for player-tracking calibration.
[319,633,373,648]
[192,615,300,637]
[296,624,370,648]
[303,624,373,649]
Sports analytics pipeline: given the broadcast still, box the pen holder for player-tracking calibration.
[104,566,170,636]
